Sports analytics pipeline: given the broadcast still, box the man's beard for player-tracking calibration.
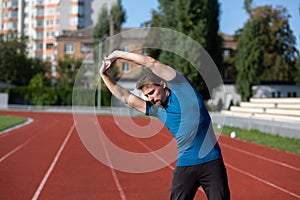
[153,99,167,107]
[154,100,162,106]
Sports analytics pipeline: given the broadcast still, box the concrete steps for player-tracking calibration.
[222,98,300,122]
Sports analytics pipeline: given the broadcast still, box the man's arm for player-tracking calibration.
[100,61,146,114]
[105,50,177,81]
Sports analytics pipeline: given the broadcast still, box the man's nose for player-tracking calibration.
[148,95,154,102]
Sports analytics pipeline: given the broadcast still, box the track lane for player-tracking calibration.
[0,112,74,199]
[220,136,300,200]
[35,125,124,200]
[1,111,299,200]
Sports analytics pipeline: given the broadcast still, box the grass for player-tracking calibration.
[214,124,300,155]
[0,115,27,132]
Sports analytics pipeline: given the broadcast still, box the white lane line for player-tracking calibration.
[98,130,127,200]
[0,138,32,163]
[135,139,175,170]
[221,143,300,172]
[0,118,34,136]
[135,139,206,195]
[226,163,300,199]
[32,124,74,200]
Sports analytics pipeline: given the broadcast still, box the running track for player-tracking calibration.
[0,111,299,199]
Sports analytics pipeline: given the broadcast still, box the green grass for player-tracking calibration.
[0,115,27,132]
[214,124,300,155]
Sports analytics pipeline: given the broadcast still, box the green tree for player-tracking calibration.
[235,4,298,100]
[243,0,253,16]
[256,6,298,81]
[56,56,83,88]
[28,73,50,88]
[110,0,126,34]
[235,18,264,101]
[296,54,300,88]
[93,0,126,41]
[93,0,126,79]
[93,5,110,40]
[147,0,222,99]
[0,36,47,86]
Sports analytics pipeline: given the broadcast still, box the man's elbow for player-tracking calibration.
[145,56,156,66]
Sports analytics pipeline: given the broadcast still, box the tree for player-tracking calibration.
[56,56,83,88]
[93,4,110,40]
[235,4,298,100]
[110,0,126,34]
[243,0,253,16]
[93,0,126,41]
[235,18,264,101]
[0,36,47,86]
[296,55,300,88]
[147,0,222,99]
[93,0,126,80]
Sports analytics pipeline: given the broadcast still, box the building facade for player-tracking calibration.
[0,0,115,73]
[55,27,149,89]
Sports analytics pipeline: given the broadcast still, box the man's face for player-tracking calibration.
[141,83,167,106]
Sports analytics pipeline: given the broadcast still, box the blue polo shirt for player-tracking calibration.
[146,73,222,166]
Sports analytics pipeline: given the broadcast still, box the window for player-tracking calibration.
[122,62,129,73]
[37,0,44,5]
[271,92,275,98]
[46,31,55,37]
[8,11,18,18]
[71,5,78,14]
[46,43,54,49]
[11,0,18,8]
[64,43,74,54]
[7,22,17,30]
[46,19,54,27]
[80,43,93,53]
[36,20,44,27]
[271,91,281,98]
[36,8,44,16]
[223,49,231,57]
[78,5,84,15]
[36,31,43,39]
[36,43,43,50]
[277,92,281,97]
[2,12,9,19]
[70,17,78,25]
[78,17,84,27]
[3,2,8,8]
[45,8,56,15]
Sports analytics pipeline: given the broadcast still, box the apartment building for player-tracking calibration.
[0,0,116,74]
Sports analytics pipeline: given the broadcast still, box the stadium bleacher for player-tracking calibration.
[222,98,300,122]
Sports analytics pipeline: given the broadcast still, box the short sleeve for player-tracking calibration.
[145,101,152,116]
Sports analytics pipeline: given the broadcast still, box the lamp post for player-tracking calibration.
[97,35,108,110]
[97,40,103,110]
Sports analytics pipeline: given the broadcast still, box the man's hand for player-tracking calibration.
[99,60,112,75]
[99,50,126,76]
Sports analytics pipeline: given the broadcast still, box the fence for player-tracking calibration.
[210,112,300,139]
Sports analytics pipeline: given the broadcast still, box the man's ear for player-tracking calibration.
[160,81,167,88]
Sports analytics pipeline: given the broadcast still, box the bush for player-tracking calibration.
[0,86,111,106]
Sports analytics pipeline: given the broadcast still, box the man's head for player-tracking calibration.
[136,71,170,106]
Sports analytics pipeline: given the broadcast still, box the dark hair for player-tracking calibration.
[136,71,164,90]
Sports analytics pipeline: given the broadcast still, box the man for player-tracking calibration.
[100,50,230,200]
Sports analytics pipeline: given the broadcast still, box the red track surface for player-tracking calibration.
[0,111,299,199]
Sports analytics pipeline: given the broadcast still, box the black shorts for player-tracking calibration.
[170,158,230,200]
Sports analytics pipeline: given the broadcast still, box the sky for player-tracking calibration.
[121,0,300,50]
